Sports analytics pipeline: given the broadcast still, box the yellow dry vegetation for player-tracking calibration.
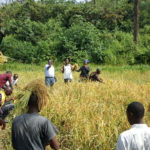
[2,70,150,150]
[0,51,7,64]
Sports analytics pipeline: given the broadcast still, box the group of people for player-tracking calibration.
[45,58,104,86]
[0,71,18,125]
[0,61,150,150]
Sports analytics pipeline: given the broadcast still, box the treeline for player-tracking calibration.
[0,0,150,64]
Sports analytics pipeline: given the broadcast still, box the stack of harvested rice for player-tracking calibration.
[14,79,50,115]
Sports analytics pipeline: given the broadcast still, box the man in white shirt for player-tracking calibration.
[116,102,150,150]
[45,60,56,86]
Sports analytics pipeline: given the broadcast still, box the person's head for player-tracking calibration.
[126,102,145,125]
[6,71,12,76]
[28,92,39,111]
[48,60,52,66]
[84,59,89,65]
[4,86,13,96]
[13,74,18,80]
[65,58,69,65]
[96,68,101,74]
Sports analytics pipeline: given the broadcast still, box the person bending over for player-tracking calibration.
[0,87,14,121]
[89,68,104,83]
[116,102,150,150]
[12,91,59,150]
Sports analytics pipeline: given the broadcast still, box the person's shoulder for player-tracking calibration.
[13,114,25,123]
[119,129,132,138]
[45,64,48,67]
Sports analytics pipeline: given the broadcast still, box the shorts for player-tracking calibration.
[64,79,72,83]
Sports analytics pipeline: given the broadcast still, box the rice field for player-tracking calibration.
[0,63,150,150]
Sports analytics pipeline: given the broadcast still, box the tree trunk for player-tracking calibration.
[134,0,140,43]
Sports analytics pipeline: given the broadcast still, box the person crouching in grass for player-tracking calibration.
[0,87,14,122]
[89,68,104,83]
[12,81,59,150]
[61,58,75,83]
[45,60,56,87]
[116,102,150,150]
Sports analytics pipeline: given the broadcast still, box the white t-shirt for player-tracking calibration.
[116,124,150,150]
[45,65,55,77]
[64,64,73,79]
[6,77,18,87]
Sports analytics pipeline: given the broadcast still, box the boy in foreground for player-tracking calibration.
[89,68,104,83]
[12,82,59,150]
[116,102,150,150]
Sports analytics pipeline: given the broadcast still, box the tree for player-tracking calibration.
[134,0,140,43]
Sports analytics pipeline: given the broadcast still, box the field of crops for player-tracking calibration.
[0,63,150,150]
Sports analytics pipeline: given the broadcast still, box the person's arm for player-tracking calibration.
[6,96,15,102]
[49,136,59,150]
[116,135,126,150]
[8,75,13,89]
[0,118,6,130]
[61,66,64,73]
[76,67,81,72]
[44,120,59,150]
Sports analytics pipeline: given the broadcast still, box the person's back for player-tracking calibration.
[116,102,150,150]
[117,124,150,150]
[12,113,58,150]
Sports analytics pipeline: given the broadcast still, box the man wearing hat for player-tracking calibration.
[77,59,90,81]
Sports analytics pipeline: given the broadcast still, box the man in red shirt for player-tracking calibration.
[0,71,13,89]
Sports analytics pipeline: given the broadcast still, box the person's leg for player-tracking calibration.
[64,79,68,83]
[50,78,55,86]
[45,77,50,87]
[69,79,72,83]
[1,104,14,119]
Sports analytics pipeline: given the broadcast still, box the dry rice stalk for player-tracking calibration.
[24,79,50,110]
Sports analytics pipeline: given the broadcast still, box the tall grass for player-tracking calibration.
[1,63,150,150]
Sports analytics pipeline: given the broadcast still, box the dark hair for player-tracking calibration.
[65,58,69,61]
[6,71,12,75]
[127,102,145,120]
[28,92,38,107]
[96,68,101,73]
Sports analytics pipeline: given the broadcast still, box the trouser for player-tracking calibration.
[45,77,55,86]
[0,102,15,120]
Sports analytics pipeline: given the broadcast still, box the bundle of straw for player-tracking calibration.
[14,79,50,115]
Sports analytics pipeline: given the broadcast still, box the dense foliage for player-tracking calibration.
[0,0,150,64]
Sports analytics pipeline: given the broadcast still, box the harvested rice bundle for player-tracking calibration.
[14,79,50,115]
[24,79,50,110]
[73,63,79,71]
